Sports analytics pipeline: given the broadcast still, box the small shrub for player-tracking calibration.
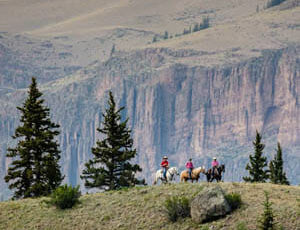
[49,184,81,209]
[225,193,242,210]
[200,225,209,230]
[257,191,276,230]
[236,221,248,230]
[164,195,191,222]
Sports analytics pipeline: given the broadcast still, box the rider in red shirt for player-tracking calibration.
[160,156,169,180]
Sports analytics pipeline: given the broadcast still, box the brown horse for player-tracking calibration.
[206,164,225,182]
[180,167,206,183]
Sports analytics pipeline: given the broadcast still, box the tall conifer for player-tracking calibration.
[269,142,289,185]
[243,131,269,182]
[5,78,63,198]
[81,91,144,190]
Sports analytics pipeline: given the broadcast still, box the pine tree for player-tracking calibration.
[4,78,63,198]
[269,142,289,185]
[81,91,145,190]
[110,44,116,56]
[199,16,210,30]
[258,191,276,230]
[152,35,158,43]
[164,31,169,40]
[193,23,199,32]
[243,130,269,182]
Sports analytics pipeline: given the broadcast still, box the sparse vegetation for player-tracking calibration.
[49,184,81,209]
[225,192,242,211]
[164,195,191,222]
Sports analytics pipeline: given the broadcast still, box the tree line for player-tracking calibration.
[152,16,210,43]
[5,78,144,199]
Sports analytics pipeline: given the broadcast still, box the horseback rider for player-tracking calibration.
[185,158,194,179]
[211,157,219,178]
[160,156,169,180]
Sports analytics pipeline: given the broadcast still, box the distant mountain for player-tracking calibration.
[0,0,299,199]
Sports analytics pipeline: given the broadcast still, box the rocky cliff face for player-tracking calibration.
[1,45,299,199]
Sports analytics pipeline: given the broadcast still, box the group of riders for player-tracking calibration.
[160,155,222,182]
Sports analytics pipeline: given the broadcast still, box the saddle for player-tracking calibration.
[185,169,194,177]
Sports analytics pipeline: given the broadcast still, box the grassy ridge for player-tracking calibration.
[0,183,299,230]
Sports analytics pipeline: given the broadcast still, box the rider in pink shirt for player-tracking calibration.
[211,157,219,177]
[186,158,194,179]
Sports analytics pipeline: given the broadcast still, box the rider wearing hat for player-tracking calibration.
[211,157,219,178]
[160,156,169,180]
[185,158,194,179]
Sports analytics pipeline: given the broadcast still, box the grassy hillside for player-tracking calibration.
[0,183,299,230]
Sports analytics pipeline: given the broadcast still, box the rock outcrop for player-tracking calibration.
[191,185,231,223]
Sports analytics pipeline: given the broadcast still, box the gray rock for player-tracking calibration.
[191,185,231,223]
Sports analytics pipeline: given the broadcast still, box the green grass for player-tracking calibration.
[0,183,299,230]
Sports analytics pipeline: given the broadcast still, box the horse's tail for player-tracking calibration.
[153,177,157,185]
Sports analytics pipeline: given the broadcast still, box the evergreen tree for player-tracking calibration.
[258,191,276,230]
[269,143,289,185]
[193,23,199,32]
[183,28,189,35]
[4,78,63,198]
[164,31,169,40]
[152,35,158,43]
[243,131,269,182]
[81,91,144,190]
[110,44,116,56]
[266,0,285,8]
[199,16,210,30]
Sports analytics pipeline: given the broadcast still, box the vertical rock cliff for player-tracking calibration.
[0,45,299,199]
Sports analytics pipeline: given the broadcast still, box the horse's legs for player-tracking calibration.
[153,177,157,185]
[206,175,210,182]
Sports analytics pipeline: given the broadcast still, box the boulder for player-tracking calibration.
[191,185,231,223]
